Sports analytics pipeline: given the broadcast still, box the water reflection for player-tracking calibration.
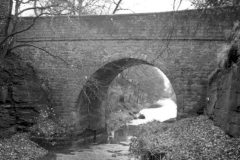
[40,124,139,160]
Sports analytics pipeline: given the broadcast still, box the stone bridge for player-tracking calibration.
[15,7,240,130]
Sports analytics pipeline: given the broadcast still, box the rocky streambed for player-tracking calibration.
[41,124,139,160]
[0,128,137,160]
[0,123,139,160]
[41,143,134,160]
[2,116,240,160]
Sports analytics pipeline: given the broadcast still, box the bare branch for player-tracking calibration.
[18,5,59,16]
[0,13,44,49]
[8,43,83,89]
[112,0,122,14]
[8,44,71,66]
[19,0,35,4]
[4,0,13,37]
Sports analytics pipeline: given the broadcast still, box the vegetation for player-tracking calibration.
[103,65,176,131]
[0,0,126,135]
[1,1,240,159]
[0,1,132,135]
[217,21,240,70]
[129,116,240,160]
[0,0,125,61]
[0,133,47,160]
[32,0,126,15]
[29,109,74,148]
[104,70,148,131]
[189,0,240,8]
[208,18,240,86]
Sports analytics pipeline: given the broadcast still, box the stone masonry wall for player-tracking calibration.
[14,7,240,124]
[0,53,51,138]
[207,66,240,137]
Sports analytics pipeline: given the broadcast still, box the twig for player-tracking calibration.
[0,13,43,49]
[8,44,70,65]
[112,0,123,14]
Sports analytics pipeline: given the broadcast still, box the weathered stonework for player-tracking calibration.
[207,65,240,137]
[0,53,51,137]
[12,7,240,129]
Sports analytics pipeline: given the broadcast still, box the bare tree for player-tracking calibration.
[0,0,127,60]
[0,0,59,59]
[32,0,125,15]
[189,0,240,8]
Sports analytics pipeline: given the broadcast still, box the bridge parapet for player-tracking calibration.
[16,7,239,42]
[13,7,240,128]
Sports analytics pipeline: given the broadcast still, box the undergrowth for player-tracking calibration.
[129,116,240,160]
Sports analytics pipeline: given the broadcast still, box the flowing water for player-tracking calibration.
[39,98,177,160]
[39,124,140,160]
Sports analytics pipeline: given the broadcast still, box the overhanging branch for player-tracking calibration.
[0,13,43,48]
[8,44,70,66]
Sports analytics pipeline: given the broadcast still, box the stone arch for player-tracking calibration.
[76,58,176,130]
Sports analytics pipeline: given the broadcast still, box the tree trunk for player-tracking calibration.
[78,0,83,15]
[72,0,76,15]
[112,0,123,14]
[4,0,13,38]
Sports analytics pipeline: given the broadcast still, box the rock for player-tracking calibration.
[0,126,16,139]
[112,153,117,157]
[228,124,240,137]
[0,53,52,134]
[0,86,8,103]
[119,141,130,146]
[138,113,145,119]
[163,118,176,123]
[0,105,16,136]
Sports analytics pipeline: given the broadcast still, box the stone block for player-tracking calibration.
[0,86,8,103]
[0,109,16,128]
[229,112,240,125]
[213,109,227,129]
[230,89,237,111]
[11,85,31,102]
[177,112,189,119]
[228,124,240,137]
[206,93,217,117]
[236,94,240,107]
[11,83,46,103]
[184,105,193,113]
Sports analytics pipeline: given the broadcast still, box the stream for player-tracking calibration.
[40,124,140,160]
[39,98,176,160]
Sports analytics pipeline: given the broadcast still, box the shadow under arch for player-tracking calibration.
[76,58,161,130]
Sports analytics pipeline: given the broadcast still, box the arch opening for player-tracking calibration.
[76,58,176,131]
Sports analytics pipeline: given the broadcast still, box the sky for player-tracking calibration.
[118,0,193,14]
[19,0,194,16]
